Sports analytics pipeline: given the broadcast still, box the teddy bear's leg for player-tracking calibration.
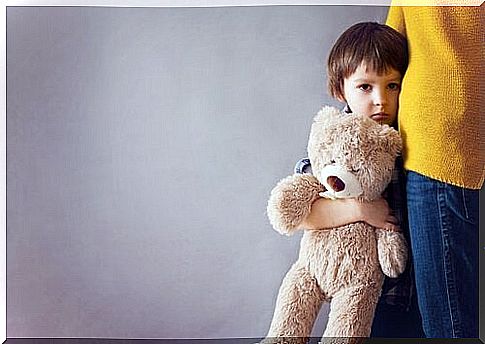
[265,262,325,343]
[322,284,381,339]
[318,337,366,344]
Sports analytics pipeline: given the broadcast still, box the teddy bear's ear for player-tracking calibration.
[312,106,342,125]
[378,124,403,157]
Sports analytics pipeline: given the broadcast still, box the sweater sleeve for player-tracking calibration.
[386,4,406,37]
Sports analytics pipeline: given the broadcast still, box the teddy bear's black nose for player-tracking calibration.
[327,176,345,192]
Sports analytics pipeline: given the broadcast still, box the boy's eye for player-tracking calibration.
[388,83,400,91]
[358,84,371,92]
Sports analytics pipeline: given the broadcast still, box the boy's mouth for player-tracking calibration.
[371,112,388,121]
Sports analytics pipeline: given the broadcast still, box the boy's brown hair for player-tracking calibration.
[327,22,408,100]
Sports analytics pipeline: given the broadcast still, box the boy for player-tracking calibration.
[295,22,424,338]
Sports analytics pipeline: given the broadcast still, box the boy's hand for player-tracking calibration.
[300,197,400,232]
[359,198,401,232]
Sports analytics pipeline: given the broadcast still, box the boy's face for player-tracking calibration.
[338,63,401,125]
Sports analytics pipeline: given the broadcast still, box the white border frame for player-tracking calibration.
[2,0,483,342]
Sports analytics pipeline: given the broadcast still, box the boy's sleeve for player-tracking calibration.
[386,4,406,37]
[294,157,312,175]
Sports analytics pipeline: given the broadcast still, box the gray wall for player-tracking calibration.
[7,6,388,338]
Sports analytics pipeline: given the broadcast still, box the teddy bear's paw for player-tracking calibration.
[382,266,403,278]
[267,174,323,235]
[376,230,408,278]
[378,249,407,278]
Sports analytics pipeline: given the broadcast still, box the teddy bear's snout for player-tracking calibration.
[319,164,363,199]
[327,175,345,192]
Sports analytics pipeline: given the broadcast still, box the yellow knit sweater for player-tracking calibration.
[386,5,484,189]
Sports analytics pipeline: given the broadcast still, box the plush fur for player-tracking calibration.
[263,106,408,343]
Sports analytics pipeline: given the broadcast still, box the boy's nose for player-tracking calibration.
[373,90,387,106]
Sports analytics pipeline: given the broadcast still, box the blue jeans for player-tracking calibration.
[406,171,479,338]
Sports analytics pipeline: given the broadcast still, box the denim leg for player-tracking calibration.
[406,171,479,338]
[370,292,425,338]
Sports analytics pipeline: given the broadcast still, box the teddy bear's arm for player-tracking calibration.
[375,229,408,278]
[267,174,324,235]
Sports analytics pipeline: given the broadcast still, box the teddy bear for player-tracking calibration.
[263,106,408,343]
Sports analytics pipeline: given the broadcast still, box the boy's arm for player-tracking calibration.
[302,197,399,230]
[292,158,399,231]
